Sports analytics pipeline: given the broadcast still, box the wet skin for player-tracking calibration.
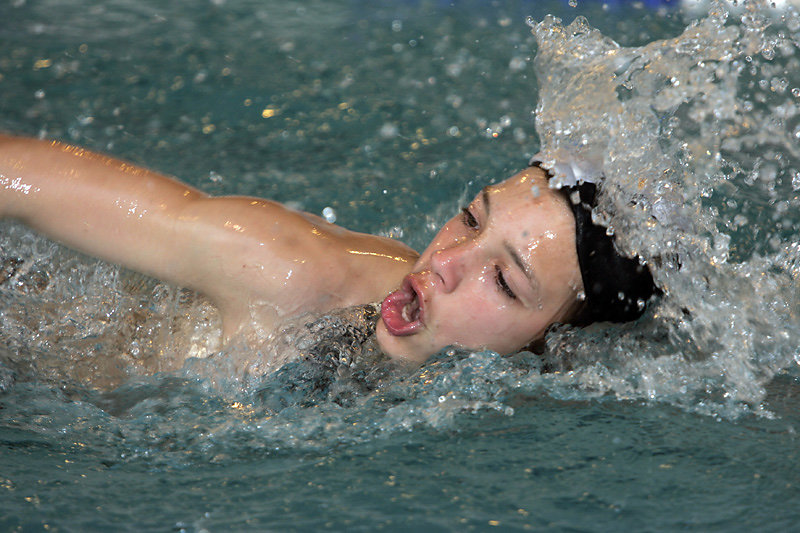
[0,135,581,369]
[0,135,417,343]
[376,166,583,363]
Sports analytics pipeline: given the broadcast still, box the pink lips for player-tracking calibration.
[380,275,424,336]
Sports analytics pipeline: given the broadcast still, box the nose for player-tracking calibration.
[430,238,481,293]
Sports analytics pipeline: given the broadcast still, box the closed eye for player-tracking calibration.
[461,207,479,230]
[495,265,517,300]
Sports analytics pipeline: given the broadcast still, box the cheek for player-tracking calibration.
[437,291,518,342]
[375,320,436,363]
[463,303,547,351]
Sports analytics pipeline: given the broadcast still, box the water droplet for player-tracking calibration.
[380,122,398,138]
[530,185,540,198]
[791,170,800,191]
[770,77,788,93]
[509,56,526,72]
[387,226,404,239]
[322,207,336,223]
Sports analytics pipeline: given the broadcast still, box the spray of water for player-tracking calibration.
[2,2,800,459]
[530,0,800,415]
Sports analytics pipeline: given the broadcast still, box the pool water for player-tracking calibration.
[2,0,800,530]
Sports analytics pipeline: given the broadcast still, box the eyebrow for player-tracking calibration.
[504,241,539,289]
[481,186,491,217]
[482,185,540,291]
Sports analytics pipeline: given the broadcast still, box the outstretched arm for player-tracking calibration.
[0,135,417,337]
[0,134,212,288]
[0,135,312,334]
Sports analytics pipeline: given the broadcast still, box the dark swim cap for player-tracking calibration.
[530,160,657,326]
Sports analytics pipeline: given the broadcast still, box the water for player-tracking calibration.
[1,0,799,530]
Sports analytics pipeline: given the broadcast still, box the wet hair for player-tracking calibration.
[530,161,657,326]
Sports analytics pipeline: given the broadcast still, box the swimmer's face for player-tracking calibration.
[376,166,583,363]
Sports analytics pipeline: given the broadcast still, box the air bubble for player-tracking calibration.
[322,207,336,223]
[576,291,586,302]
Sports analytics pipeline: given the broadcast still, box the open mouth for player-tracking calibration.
[380,276,424,336]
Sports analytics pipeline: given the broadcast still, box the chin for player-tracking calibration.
[374,318,433,365]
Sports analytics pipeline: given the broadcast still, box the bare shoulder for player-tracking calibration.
[175,196,418,335]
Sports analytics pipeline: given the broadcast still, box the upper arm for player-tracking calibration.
[0,137,325,311]
[168,196,337,314]
[0,135,314,302]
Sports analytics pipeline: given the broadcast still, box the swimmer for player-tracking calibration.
[0,134,655,370]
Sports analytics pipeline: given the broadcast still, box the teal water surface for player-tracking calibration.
[1,0,799,530]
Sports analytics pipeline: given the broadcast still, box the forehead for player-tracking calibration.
[484,168,580,289]
[483,168,573,235]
